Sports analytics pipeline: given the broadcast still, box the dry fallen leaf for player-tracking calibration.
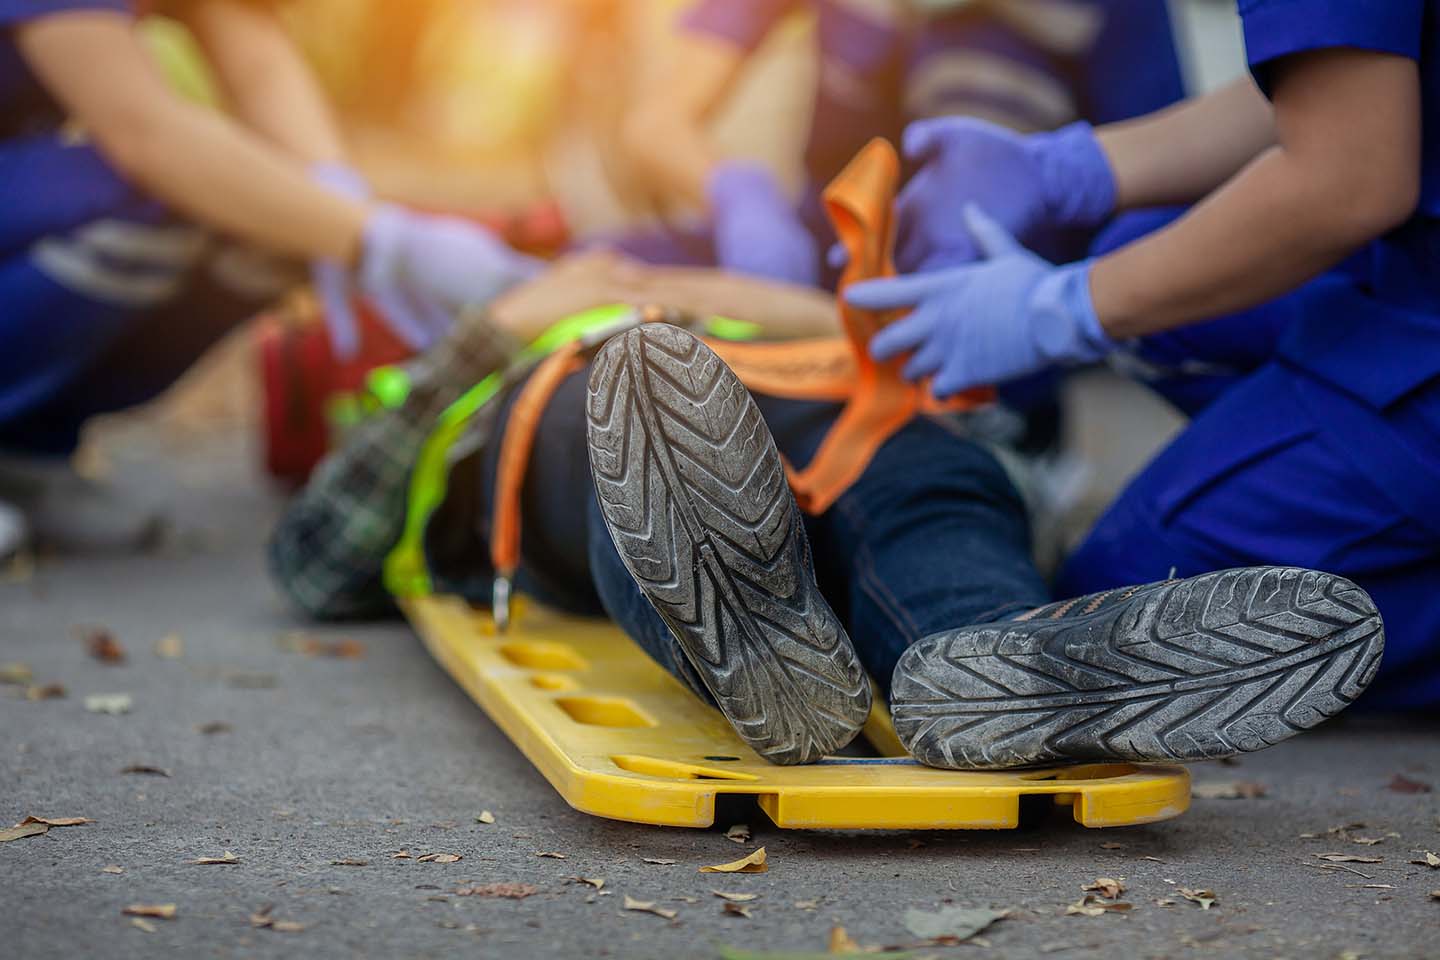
[1141,856,1166,863]
[700,847,767,874]
[281,632,366,659]
[1317,853,1384,864]
[330,859,368,867]
[641,857,676,865]
[1083,877,1126,899]
[456,883,539,899]
[713,891,758,903]
[391,850,412,859]
[1410,852,1440,869]
[623,895,677,920]
[25,683,66,701]
[1099,841,1126,850]
[85,694,132,715]
[477,810,496,824]
[123,904,176,920]
[417,853,462,863]
[249,906,304,932]
[130,918,157,933]
[153,634,183,659]
[102,865,125,875]
[573,877,605,891]
[535,851,567,860]
[0,662,32,684]
[82,627,126,664]
[1431,890,1440,901]
[21,816,93,827]
[192,851,240,865]
[1192,781,1267,800]
[119,764,170,777]
[904,905,1008,942]
[1155,898,1177,907]
[793,899,818,910]
[722,901,753,918]
[725,823,751,845]
[0,821,49,843]
[1066,895,1133,917]
[1388,774,1433,794]
[828,925,861,953]
[1179,888,1216,910]
[1352,835,1392,846]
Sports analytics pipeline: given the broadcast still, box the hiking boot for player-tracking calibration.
[891,566,1384,770]
[585,322,870,764]
[0,454,163,553]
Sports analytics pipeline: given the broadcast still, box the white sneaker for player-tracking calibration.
[0,455,163,553]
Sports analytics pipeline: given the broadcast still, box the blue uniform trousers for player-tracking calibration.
[1060,209,1440,710]
[0,133,283,455]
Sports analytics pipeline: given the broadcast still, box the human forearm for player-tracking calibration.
[120,99,367,260]
[622,34,743,209]
[1096,78,1276,211]
[1092,50,1420,339]
[19,12,365,261]
[182,0,346,165]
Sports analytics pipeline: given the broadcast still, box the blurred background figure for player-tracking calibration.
[609,0,1187,288]
[0,0,540,557]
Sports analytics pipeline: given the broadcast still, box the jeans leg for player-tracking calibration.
[586,493,715,701]
[811,416,1049,694]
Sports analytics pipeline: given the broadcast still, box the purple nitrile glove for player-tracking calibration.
[888,118,1116,274]
[359,205,544,351]
[708,162,820,286]
[309,162,372,359]
[846,205,1112,397]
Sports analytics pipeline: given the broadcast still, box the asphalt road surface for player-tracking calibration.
[4,417,1438,960]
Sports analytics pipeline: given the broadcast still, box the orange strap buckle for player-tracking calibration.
[711,138,992,515]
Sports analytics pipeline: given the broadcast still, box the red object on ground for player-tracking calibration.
[256,299,411,486]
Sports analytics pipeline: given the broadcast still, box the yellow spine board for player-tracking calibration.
[404,595,1191,830]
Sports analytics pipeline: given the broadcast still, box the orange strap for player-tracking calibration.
[485,138,993,595]
[490,344,585,577]
[777,138,992,515]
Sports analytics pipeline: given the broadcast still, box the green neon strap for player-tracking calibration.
[382,304,634,597]
[382,305,760,598]
[367,366,413,410]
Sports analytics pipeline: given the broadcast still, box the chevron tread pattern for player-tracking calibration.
[891,567,1384,770]
[585,323,870,764]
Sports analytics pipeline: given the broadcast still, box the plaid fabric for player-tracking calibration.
[267,314,517,620]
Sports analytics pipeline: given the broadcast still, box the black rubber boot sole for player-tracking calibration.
[585,323,870,765]
[891,567,1384,770]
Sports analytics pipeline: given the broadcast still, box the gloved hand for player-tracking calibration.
[308,162,372,359]
[846,205,1113,397]
[889,118,1116,273]
[358,206,544,351]
[708,163,819,287]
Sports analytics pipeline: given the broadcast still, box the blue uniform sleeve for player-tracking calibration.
[1240,0,1425,95]
[0,0,132,29]
[677,0,803,54]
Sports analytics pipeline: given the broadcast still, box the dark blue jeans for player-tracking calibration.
[478,367,1049,699]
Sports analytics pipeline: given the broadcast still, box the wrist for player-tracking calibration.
[707,162,787,217]
[1032,122,1116,228]
[1029,260,1113,363]
[310,161,369,201]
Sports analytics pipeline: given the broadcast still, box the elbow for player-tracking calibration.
[621,104,679,173]
[1333,163,1420,243]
